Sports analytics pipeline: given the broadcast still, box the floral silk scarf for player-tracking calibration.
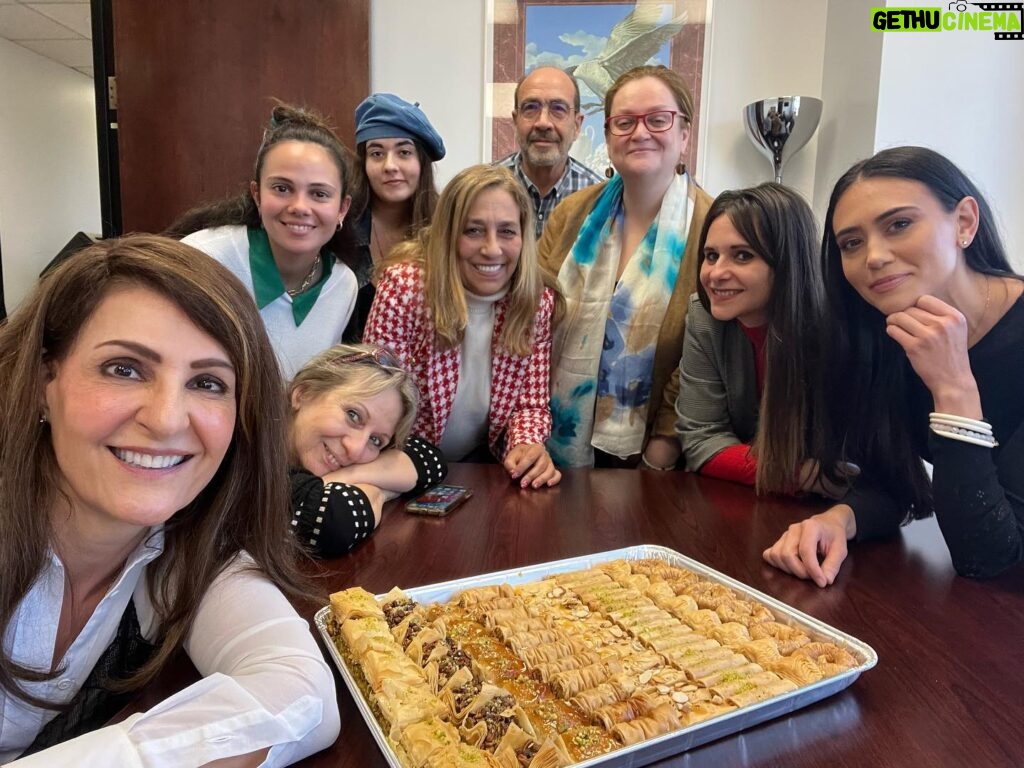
[548,172,692,466]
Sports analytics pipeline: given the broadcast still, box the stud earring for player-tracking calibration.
[961,240,969,247]
[39,413,47,424]
[604,166,615,179]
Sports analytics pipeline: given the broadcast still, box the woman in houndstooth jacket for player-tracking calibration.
[364,165,562,488]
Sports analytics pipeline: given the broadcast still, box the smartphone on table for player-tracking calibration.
[405,485,473,517]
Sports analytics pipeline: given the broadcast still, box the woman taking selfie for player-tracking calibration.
[676,183,828,495]
[540,65,712,470]
[171,103,359,379]
[763,147,1024,585]
[364,165,561,488]
[345,93,444,342]
[0,236,337,764]
[288,344,447,557]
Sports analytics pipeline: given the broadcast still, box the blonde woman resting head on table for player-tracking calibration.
[763,146,1024,586]
[676,182,836,496]
[170,102,360,379]
[0,235,338,766]
[539,64,713,470]
[364,164,561,488]
[288,343,448,557]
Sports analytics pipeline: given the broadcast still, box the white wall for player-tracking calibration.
[700,0,827,202]
[875,5,1024,270]
[370,0,486,187]
[813,0,882,217]
[0,38,101,313]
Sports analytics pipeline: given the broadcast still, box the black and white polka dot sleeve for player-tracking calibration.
[403,434,449,494]
[289,469,376,558]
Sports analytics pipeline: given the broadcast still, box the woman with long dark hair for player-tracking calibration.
[676,183,828,495]
[345,93,444,341]
[764,146,1024,585]
[0,236,337,763]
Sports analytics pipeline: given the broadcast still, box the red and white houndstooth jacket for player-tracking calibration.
[364,261,554,459]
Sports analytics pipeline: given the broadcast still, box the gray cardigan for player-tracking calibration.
[674,294,760,471]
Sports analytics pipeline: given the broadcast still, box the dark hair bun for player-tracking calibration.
[268,103,333,133]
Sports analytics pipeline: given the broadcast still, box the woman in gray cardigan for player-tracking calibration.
[675,183,828,495]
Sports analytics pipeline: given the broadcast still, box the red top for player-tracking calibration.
[699,323,768,485]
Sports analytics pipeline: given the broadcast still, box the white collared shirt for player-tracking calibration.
[1,530,339,766]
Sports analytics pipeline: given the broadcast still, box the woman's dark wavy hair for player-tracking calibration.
[351,140,439,239]
[0,235,309,708]
[164,103,364,270]
[818,145,1016,519]
[695,183,825,494]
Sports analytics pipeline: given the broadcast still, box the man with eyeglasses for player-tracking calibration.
[497,67,602,238]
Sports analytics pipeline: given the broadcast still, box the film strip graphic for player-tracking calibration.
[970,2,1024,39]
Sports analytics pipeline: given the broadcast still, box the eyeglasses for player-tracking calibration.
[517,99,574,122]
[604,110,683,136]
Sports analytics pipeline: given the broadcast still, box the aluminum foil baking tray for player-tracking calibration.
[315,544,877,767]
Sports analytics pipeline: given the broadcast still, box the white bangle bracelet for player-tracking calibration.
[640,454,671,471]
[929,412,993,434]
[930,424,998,448]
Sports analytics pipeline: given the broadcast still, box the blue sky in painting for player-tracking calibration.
[524,4,674,71]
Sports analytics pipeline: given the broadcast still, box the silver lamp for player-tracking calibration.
[743,97,823,183]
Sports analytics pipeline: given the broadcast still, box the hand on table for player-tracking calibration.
[762,504,856,588]
[641,435,681,470]
[885,294,982,416]
[504,443,562,488]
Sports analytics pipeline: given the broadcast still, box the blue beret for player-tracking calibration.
[355,93,446,162]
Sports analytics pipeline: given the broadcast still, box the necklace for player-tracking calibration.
[286,253,322,297]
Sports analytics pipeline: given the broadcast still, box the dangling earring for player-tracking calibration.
[676,162,687,176]
[337,219,344,232]
[604,166,615,179]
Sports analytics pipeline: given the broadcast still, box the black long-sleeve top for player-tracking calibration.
[849,297,1024,578]
[289,435,447,557]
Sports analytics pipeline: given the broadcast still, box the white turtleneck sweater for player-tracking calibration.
[438,287,508,461]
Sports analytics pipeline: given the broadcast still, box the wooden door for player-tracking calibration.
[111,0,369,234]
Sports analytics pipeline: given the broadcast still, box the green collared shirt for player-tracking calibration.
[246,227,333,326]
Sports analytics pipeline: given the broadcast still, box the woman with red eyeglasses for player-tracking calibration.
[540,65,712,471]
[287,343,447,557]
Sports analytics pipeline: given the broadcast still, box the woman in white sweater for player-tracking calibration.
[171,103,359,379]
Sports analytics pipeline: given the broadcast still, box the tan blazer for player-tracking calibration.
[538,179,714,445]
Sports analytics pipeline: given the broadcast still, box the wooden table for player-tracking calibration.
[291,464,1024,767]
